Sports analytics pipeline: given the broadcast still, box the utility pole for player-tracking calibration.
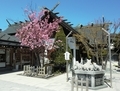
[102,28,112,87]
[65,31,72,82]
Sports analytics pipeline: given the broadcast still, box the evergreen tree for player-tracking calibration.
[51,26,72,72]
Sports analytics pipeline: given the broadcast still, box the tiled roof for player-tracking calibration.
[4,7,79,36]
[0,32,20,46]
[3,23,20,34]
[49,11,79,34]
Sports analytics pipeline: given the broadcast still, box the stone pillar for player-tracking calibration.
[47,66,52,75]
[91,75,95,87]
[102,74,104,85]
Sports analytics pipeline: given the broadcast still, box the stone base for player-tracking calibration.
[73,70,107,90]
[89,84,107,90]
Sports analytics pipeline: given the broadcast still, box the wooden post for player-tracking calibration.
[9,48,12,67]
[13,52,16,69]
[20,52,22,70]
[51,2,60,11]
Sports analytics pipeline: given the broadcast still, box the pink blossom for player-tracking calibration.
[15,8,62,50]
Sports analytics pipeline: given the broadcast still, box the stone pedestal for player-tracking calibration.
[47,66,53,75]
[73,70,107,90]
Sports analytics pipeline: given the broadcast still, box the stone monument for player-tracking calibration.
[73,59,107,90]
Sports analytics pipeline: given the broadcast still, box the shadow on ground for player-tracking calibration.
[0,68,22,75]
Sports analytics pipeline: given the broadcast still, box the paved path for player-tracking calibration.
[0,80,54,91]
[0,71,72,91]
[0,69,120,91]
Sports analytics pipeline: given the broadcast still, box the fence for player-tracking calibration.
[71,77,89,91]
[23,65,46,77]
[36,66,46,77]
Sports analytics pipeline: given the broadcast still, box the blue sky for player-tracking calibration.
[0,0,120,31]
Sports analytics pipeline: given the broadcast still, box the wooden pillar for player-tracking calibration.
[10,48,13,67]
[31,51,33,66]
[20,49,22,69]
[13,49,16,69]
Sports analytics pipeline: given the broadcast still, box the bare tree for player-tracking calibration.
[111,20,120,66]
[75,17,111,69]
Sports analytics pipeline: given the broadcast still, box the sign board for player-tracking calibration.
[67,37,76,49]
[45,38,55,50]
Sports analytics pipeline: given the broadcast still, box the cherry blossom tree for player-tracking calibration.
[15,8,62,66]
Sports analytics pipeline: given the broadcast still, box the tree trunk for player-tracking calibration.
[95,52,99,64]
[103,54,108,70]
[118,53,120,66]
[101,56,104,67]
[34,52,41,66]
[94,39,99,64]
[100,48,104,67]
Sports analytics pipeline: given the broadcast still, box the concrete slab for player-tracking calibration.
[0,65,120,91]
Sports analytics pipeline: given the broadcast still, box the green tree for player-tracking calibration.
[52,26,72,72]
[113,33,120,65]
